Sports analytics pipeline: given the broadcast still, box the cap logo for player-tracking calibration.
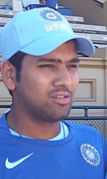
[80,144,100,166]
[40,9,71,33]
[40,9,62,21]
[45,23,70,32]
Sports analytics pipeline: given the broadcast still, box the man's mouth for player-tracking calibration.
[50,92,72,106]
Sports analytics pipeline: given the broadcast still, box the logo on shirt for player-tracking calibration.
[80,144,100,166]
[5,153,33,169]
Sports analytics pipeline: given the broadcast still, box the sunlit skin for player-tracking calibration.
[2,41,80,139]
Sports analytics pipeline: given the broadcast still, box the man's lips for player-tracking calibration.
[50,92,72,106]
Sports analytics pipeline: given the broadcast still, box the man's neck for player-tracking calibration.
[7,110,61,140]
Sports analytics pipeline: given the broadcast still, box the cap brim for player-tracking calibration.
[74,36,95,57]
[21,32,95,57]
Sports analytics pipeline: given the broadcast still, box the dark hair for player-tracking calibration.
[8,51,26,95]
[9,51,26,80]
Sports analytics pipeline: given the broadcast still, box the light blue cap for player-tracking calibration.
[0,7,95,61]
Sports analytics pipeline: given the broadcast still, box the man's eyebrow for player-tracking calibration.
[67,58,80,63]
[35,58,80,63]
[36,58,59,63]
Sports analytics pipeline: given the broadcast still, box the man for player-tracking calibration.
[0,7,107,179]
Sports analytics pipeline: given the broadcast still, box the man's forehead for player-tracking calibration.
[38,41,77,58]
[22,40,78,64]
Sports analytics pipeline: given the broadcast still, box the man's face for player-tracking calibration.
[12,41,80,122]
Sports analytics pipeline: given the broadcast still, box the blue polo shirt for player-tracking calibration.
[0,113,107,179]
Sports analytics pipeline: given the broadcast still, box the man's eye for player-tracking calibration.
[67,63,79,69]
[38,64,56,68]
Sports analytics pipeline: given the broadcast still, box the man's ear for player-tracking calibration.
[1,61,17,91]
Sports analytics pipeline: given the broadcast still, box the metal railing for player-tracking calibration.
[0,104,107,120]
[69,105,107,120]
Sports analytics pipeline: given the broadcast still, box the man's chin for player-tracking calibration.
[48,110,70,123]
[53,104,72,120]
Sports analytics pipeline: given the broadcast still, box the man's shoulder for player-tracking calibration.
[63,120,107,151]
[64,120,103,139]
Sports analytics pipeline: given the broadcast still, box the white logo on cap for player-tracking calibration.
[45,23,70,32]
[46,12,57,20]
[40,9,62,21]
[80,144,100,166]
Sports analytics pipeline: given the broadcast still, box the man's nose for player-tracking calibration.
[54,65,73,89]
